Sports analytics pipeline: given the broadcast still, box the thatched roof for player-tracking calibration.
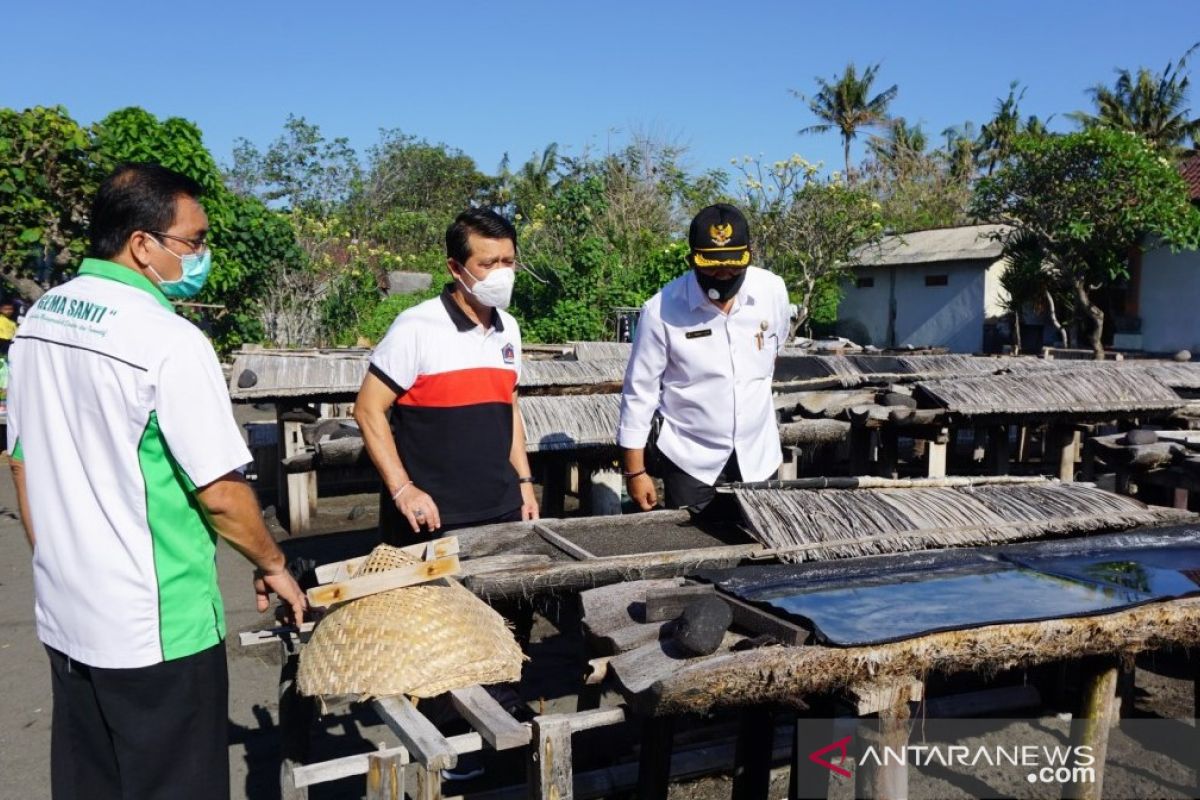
[228,349,369,401]
[520,394,620,452]
[519,358,627,389]
[571,341,632,361]
[915,365,1185,417]
[854,224,1010,268]
[732,479,1191,562]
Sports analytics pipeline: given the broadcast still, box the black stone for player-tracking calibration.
[237,369,258,388]
[671,596,733,656]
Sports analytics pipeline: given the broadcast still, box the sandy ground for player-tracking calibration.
[2,407,1200,799]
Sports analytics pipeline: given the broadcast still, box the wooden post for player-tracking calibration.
[1047,425,1080,483]
[413,765,443,800]
[732,706,774,800]
[1191,651,1200,796]
[280,760,308,800]
[790,712,834,800]
[636,716,675,799]
[542,457,569,518]
[855,705,911,800]
[277,413,313,535]
[1174,488,1191,510]
[1062,657,1120,800]
[366,752,406,800]
[986,424,1011,476]
[926,428,950,479]
[278,652,313,765]
[849,426,872,477]
[530,716,574,800]
[878,428,899,479]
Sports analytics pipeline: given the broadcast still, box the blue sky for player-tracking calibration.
[3,1,1197,180]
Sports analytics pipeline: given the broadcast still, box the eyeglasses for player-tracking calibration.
[148,231,208,253]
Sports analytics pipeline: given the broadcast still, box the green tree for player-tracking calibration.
[974,128,1200,358]
[976,82,1049,174]
[226,114,360,213]
[794,62,898,179]
[0,106,97,300]
[1070,43,1200,154]
[735,155,884,334]
[93,107,302,351]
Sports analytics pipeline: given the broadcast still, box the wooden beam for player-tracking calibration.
[238,622,315,647]
[290,732,481,789]
[449,685,531,751]
[306,555,460,607]
[855,698,912,800]
[314,537,460,584]
[722,594,811,646]
[535,522,596,561]
[644,585,717,622]
[373,696,458,772]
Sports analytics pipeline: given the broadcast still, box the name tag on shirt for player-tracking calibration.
[685,328,712,339]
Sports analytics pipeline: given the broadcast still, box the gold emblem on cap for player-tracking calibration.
[760,320,769,331]
[709,223,733,246]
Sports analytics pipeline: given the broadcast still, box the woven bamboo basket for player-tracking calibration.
[297,544,524,698]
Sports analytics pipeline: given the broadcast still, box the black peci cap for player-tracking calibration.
[688,203,751,268]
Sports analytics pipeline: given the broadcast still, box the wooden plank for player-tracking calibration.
[722,593,811,646]
[644,585,717,622]
[845,679,924,716]
[291,733,481,789]
[366,752,405,800]
[855,702,911,800]
[281,759,308,800]
[529,716,574,800]
[373,696,459,772]
[307,555,460,607]
[414,765,443,800]
[535,522,596,561]
[278,417,312,535]
[449,685,531,751]
[314,537,460,584]
[238,622,315,647]
[926,439,948,479]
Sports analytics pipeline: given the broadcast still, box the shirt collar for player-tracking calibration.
[78,258,174,312]
[440,282,504,333]
[685,269,755,313]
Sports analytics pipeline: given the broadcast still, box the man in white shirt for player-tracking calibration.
[618,204,792,511]
[7,163,306,800]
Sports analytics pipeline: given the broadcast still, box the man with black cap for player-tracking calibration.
[618,203,792,511]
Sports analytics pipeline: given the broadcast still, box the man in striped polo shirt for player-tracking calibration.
[7,163,306,800]
[355,209,538,542]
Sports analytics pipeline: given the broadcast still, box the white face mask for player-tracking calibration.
[458,265,515,310]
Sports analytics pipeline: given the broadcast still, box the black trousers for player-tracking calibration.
[47,641,230,800]
[659,452,743,511]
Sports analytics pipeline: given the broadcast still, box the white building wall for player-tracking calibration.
[1140,245,1200,353]
[838,259,999,353]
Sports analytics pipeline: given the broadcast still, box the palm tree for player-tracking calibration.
[1069,43,1200,154]
[794,62,898,179]
[940,121,978,181]
[977,82,1026,175]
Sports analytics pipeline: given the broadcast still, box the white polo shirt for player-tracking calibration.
[7,258,251,668]
[617,266,791,484]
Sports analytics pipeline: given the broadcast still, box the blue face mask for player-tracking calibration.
[148,239,212,299]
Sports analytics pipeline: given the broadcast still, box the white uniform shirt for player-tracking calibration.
[7,259,251,668]
[617,266,791,485]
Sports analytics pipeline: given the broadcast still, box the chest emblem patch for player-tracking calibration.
[502,343,515,364]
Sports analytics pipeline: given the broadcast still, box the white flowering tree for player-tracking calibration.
[734,155,885,336]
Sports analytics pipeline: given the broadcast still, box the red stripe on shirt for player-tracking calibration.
[396,367,516,408]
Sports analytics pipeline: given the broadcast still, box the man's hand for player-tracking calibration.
[395,485,442,533]
[254,567,307,626]
[627,473,658,511]
[519,482,540,521]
